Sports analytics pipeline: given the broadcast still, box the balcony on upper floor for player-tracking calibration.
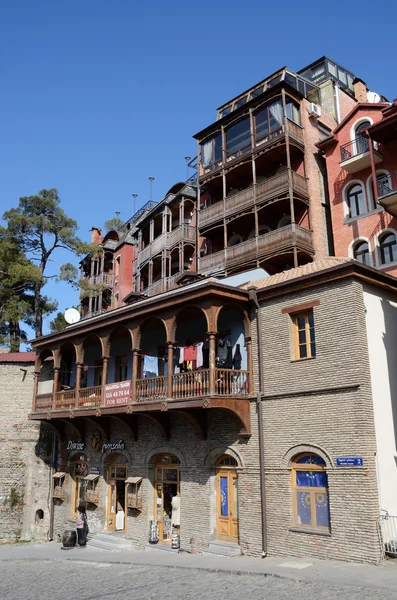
[340,137,383,174]
[199,224,313,275]
[137,225,196,267]
[199,171,309,229]
[377,171,397,216]
[88,272,114,287]
[30,288,254,438]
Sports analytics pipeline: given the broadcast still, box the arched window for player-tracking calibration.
[217,455,238,467]
[353,241,370,265]
[346,184,366,218]
[292,453,330,531]
[379,232,397,265]
[355,120,371,155]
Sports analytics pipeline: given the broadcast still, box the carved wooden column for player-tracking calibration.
[245,337,253,394]
[208,332,217,395]
[131,349,139,403]
[33,370,40,412]
[52,367,61,410]
[75,362,83,408]
[102,356,110,404]
[166,342,175,399]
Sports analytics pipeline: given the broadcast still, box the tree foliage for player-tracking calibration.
[104,217,123,233]
[3,189,89,338]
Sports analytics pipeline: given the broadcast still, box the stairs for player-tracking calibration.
[202,541,241,557]
[145,543,179,553]
[87,531,134,552]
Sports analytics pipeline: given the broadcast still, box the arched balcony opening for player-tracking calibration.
[55,342,77,410]
[215,305,250,396]
[108,328,133,384]
[34,348,55,412]
[137,318,168,401]
[182,244,195,271]
[200,179,223,211]
[77,335,104,409]
[140,263,149,292]
[153,213,163,240]
[173,306,209,398]
[170,203,180,231]
[152,256,163,284]
[170,248,180,276]
[225,159,253,196]
[183,199,195,225]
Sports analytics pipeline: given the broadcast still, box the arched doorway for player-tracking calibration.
[216,455,239,543]
[71,453,88,518]
[153,454,180,544]
[107,453,127,531]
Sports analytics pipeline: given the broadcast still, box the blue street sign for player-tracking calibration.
[336,457,364,467]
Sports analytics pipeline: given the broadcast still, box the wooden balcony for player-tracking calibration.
[141,274,181,297]
[30,369,251,437]
[199,225,313,274]
[88,272,114,286]
[199,171,308,228]
[137,225,196,267]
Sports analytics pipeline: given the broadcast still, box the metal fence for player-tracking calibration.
[379,513,397,558]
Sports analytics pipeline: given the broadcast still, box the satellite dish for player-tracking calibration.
[64,308,81,324]
[367,90,381,104]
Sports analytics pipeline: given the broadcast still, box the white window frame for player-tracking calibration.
[349,236,372,266]
[342,180,367,220]
[374,227,397,268]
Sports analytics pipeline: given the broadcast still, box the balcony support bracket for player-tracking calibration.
[204,397,251,437]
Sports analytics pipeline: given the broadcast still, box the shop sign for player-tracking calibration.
[90,430,103,453]
[336,457,364,467]
[104,381,131,406]
[102,440,125,453]
[89,467,100,475]
[67,441,85,451]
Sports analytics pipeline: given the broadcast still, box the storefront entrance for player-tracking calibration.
[107,454,127,532]
[216,456,239,543]
[154,454,180,543]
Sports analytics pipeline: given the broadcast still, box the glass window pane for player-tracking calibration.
[296,455,311,464]
[268,99,283,132]
[220,476,229,517]
[235,95,248,108]
[255,106,269,139]
[296,471,312,486]
[308,313,314,328]
[220,106,232,118]
[311,455,326,465]
[226,117,251,155]
[299,344,307,359]
[310,342,316,357]
[296,491,312,525]
[315,492,330,527]
[298,330,306,344]
[297,316,306,329]
[163,469,178,482]
[251,86,264,98]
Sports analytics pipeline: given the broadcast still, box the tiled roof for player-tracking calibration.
[242,258,355,290]
[0,352,36,363]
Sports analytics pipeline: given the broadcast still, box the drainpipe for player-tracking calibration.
[333,81,342,125]
[48,430,56,541]
[248,286,267,557]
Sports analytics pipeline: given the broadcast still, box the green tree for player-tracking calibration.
[0,227,43,351]
[3,189,89,338]
[49,311,68,333]
[104,217,124,233]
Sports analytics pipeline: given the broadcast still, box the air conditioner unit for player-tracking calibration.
[308,103,321,118]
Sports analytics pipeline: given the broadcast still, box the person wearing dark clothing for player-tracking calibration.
[232,344,242,370]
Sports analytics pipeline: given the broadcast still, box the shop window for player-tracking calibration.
[353,240,370,265]
[84,474,99,505]
[52,472,67,500]
[292,453,330,532]
[379,232,397,265]
[125,476,143,510]
[346,183,366,218]
[72,455,88,517]
[293,311,316,360]
[116,354,128,382]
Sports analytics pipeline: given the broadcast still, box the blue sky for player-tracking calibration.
[1,0,396,340]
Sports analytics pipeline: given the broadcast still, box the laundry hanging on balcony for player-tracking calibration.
[143,355,158,378]
[217,338,232,369]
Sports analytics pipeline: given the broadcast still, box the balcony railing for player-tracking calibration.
[32,367,250,414]
[199,171,308,228]
[340,137,371,161]
[199,224,313,273]
[137,225,196,267]
[377,172,397,199]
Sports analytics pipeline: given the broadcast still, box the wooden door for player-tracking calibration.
[153,454,180,543]
[107,458,127,531]
[216,468,239,542]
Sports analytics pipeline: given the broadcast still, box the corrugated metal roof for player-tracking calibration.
[241,258,354,290]
[0,352,36,363]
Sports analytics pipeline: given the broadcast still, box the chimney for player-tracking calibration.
[91,227,103,246]
[353,78,368,103]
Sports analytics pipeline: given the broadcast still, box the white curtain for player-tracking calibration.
[269,100,283,127]
[202,140,213,166]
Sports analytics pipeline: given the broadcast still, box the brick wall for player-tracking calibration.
[253,277,382,563]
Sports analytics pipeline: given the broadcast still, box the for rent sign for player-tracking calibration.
[104,381,131,407]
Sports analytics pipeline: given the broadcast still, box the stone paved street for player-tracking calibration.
[1,560,397,600]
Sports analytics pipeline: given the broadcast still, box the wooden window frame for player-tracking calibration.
[116,354,128,382]
[292,453,330,533]
[292,310,316,360]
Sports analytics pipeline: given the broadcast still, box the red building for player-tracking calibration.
[318,82,397,276]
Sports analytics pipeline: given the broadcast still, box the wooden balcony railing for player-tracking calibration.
[136,376,167,402]
[173,369,210,399]
[137,226,196,267]
[55,390,76,410]
[79,385,102,408]
[32,370,250,413]
[199,171,308,228]
[215,369,249,395]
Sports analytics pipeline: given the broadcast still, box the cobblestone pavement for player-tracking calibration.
[1,560,397,600]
